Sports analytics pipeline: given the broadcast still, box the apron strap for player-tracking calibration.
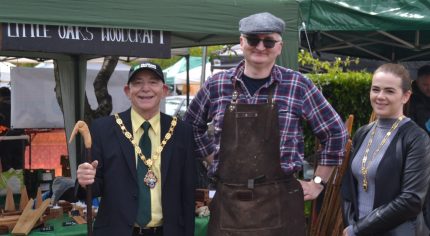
[230,76,277,105]
[230,77,278,140]
[265,83,277,140]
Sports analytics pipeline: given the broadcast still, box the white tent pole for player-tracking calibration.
[185,55,190,106]
[200,46,207,86]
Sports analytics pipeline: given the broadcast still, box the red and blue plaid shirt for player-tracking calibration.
[184,61,348,176]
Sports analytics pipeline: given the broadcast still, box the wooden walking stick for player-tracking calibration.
[69,121,93,236]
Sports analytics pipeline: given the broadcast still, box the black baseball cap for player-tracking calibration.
[128,62,165,84]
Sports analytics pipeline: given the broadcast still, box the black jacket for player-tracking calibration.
[342,120,430,236]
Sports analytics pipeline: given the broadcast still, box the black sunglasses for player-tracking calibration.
[244,36,280,48]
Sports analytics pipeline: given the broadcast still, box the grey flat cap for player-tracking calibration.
[239,12,285,35]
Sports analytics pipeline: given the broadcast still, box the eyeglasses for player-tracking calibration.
[244,36,280,48]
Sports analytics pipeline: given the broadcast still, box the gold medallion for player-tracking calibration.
[144,170,157,188]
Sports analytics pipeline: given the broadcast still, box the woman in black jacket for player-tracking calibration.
[342,63,430,236]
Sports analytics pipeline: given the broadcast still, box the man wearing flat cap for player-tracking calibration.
[76,62,196,236]
[185,12,347,235]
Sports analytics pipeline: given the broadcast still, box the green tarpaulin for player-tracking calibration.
[298,0,430,61]
[300,0,430,31]
[0,0,299,59]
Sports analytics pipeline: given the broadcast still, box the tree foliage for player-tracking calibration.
[298,49,360,74]
[148,46,225,69]
[298,50,373,156]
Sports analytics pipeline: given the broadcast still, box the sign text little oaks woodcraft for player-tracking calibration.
[1,23,171,58]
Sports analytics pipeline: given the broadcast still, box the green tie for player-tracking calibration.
[136,121,151,227]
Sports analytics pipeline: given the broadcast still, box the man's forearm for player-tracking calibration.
[314,165,336,183]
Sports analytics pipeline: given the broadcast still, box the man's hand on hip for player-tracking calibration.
[298,179,324,201]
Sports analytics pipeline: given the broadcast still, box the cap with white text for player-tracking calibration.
[128,62,164,84]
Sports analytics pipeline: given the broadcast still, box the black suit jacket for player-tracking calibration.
[77,109,196,236]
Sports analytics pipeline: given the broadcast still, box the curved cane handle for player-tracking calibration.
[69,120,94,236]
[69,120,92,148]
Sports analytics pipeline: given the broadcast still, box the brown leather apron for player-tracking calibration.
[207,82,306,236]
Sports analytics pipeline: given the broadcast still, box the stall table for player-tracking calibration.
[4,215,210,236]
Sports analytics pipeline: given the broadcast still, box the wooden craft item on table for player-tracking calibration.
[0,186,30,231]
[0,214,20,231]
[0,224,10,234]
[35,188,43,209]
[19,186,29,211]
[4,187,16,212]
[72,215,87,224]
[57,200,73,213]
[45,205,63,220]
[11,198,51,235]
[75,205,85,217]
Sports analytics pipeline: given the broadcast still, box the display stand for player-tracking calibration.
[0,135,29,141]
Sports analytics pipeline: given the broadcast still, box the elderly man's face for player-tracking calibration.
[417,74,430,97]
[240,33,283,69]
[124,70,168,119]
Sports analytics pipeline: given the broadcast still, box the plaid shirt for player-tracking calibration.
[184,61,348,176]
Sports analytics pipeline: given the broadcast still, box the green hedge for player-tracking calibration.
[303,72,373,157]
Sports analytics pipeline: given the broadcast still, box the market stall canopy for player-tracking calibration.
[164,57,210,85]
[0,0,299,66]
[0,0,300,179]
[173,63,212,85]
[299,0,430,62]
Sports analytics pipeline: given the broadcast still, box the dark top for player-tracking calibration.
[241,74,270,96]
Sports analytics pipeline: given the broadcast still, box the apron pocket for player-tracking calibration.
[219,181,283,231]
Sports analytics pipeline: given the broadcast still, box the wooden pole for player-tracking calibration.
[69,121,93,236]
[310,115,354,236]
